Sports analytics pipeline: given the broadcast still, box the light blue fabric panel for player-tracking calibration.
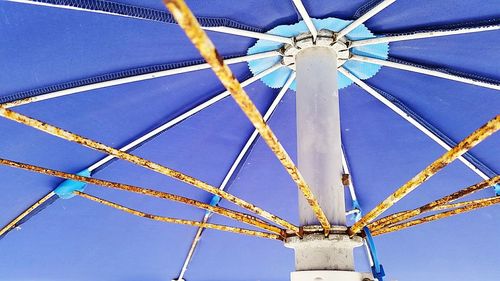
[247,17,389,90]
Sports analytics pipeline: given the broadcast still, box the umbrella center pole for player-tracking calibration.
[284,32,368,281]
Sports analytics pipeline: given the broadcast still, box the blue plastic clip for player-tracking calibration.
[494,184,500,196]
[371,264,386,281]
[209,195,221,206]
[351,199,362,221]
[353,200,386,280]
[364,227,385,281]
[54,169,91,199]
[205,195,222,215]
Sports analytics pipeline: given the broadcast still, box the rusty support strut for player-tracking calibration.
[350,114,500,235]
[0,157,284,235]
[161,0,331,234]
[0,191,56,237]
[0,106,298,234]
[76,192,282,240]
[369,175,500,231]
[372,196,500,236]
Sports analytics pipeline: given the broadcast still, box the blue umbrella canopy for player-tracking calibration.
[0,0,499,280]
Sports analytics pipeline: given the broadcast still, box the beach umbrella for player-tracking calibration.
[0,0,499,280]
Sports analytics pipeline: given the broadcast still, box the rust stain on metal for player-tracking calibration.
[368,175,500,231]
[350,115,500,236]
[285,225,350,239]
[1,96,36,108]
[77,191,282,240]
[342,174,350,186]
[432,201,479,211]
[0,106,298,233]
[0,191,55,237]
[372,196,500,236]
[0,157,284,235]
[162,0,331,235]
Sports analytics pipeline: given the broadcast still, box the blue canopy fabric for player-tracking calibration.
[0,1,499,280]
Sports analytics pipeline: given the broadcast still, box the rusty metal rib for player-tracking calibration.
[350,115,500,235]
[368,175,500,231]
[372,196,500,236]
[432,201,484,211]
[0,107,298,234]
[0,157,285,235]
[76,191,282,240]
[162,0,330,234]
[0,191,56,237]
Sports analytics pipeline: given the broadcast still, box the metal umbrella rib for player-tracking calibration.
[0,157,284,235]
[337,0,396,39]
[77,192,282,240]
[162,0,331,234]
[1,0,499,279]
[339,67,496,181]
[203,26,292,44]
[7,0,290,44]
[1,51,281,108]
[368,175,500,231]
[350,114,500,235]
[0,106,299,233]
[350,22,500,48]
[175,72,297,281]
[372,196,500,236]
[0,63,285,239]
[291,0,318,39]
[0,191,56,237]
[350,55,500,91]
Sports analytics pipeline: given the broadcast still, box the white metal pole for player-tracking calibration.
[287,44,368,281]
[296,46,346,227]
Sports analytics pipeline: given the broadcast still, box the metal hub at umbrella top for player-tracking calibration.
[281,30,350,70]
[246,16,389,91]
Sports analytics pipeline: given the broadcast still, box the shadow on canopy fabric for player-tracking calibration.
[0,0,499,281]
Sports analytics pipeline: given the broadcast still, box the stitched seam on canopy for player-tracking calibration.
[25,0,264,31]
[353,0,386,19]
[379,18,500,35]
[0,54,242,104]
